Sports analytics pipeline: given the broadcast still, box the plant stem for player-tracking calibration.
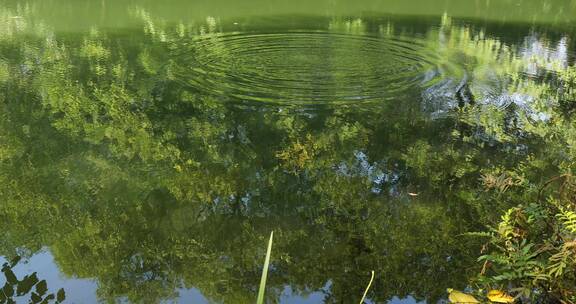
[257,231,274,304]
[359,270,375,304]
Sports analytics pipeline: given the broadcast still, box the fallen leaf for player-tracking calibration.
[487,290,514,303]
[447,288,480,303]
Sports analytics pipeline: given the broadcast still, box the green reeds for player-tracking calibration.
[256,232,374,304]
[359,270,375,304]
[256,231,274,304]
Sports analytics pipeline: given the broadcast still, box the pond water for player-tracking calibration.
[0,0,575,303]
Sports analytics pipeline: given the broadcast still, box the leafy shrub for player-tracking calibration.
[470,175,576,303]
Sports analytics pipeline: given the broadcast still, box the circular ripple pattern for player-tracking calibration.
[175,32,447,105]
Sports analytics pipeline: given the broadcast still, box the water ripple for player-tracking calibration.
[173,31,453,105]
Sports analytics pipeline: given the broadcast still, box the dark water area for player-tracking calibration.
[1,0,575,303]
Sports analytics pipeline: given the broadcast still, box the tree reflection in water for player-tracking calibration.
[0,3,575,303]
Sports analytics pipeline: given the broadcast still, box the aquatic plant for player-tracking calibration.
[359,270,375,304]
[257,231,274,304]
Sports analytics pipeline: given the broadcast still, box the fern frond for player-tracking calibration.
[556,209,576,233]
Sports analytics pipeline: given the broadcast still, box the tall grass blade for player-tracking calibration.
[257,231,274,304]
[359,270,375,304]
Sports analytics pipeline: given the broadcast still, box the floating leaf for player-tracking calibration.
[447,288,479,303]
[487,290,514,303]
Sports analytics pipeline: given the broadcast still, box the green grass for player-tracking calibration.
[359,270,375,304]
[257,231,274,304]
[256,232,375,304]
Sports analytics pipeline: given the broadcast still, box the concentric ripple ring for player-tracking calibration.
[174,31,448,105]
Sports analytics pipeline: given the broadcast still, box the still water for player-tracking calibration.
[0,0,575,303]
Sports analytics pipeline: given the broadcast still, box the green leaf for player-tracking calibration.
[2,282,14,297]
[56,288,66,303]
[16,273,38,296]
[42,293,55,304]
[9,257,21,268]
[2,265,17,285]
[256,231,273,304]
[30,292,42,303]
[35,280,48,295]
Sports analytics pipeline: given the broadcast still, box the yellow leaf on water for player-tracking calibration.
[447,288,480,303]
[408,192,418,196]
[487,290,514,303]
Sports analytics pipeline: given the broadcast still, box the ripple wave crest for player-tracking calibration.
[174,31,451,105]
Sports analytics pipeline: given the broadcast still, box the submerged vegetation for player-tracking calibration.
[0,1,576,303]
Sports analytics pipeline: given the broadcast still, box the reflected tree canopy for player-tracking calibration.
[0,3,575,303]
[1,256,65,304]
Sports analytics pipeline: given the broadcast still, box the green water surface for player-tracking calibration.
[0,0,575,303]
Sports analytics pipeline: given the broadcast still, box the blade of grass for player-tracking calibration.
[257,231,274,304]
[359,270,375,304]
